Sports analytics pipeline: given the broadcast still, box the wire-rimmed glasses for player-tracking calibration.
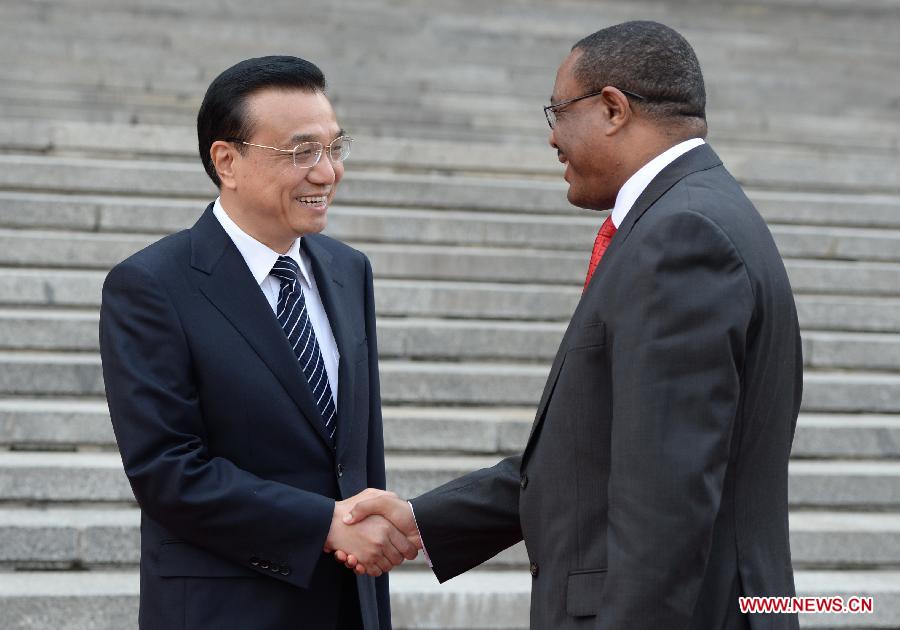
[227,135,353,168]
[544,88,647,129]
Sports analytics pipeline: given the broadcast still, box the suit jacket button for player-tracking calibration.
[250,557,260,567]
[530,562,539,578]
[337,463,344,477]
[520,474,528,490]
[260,560,270,570]
[280,566,291,576]
[270,564,280,573]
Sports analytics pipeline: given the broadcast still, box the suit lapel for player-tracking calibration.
[522,144,724,464]
[301,235,357,459]
[190,205,335,451]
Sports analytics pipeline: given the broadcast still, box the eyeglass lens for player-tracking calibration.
[293,137,352,167]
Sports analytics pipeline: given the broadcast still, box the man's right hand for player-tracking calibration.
[333,494,422,576]
[323,489,418,577]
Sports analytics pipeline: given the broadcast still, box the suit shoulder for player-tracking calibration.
[305,232,369,265]
[106,229,191,281]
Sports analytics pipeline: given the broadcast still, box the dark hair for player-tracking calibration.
[197,56,327,187]
[572,21,706,124]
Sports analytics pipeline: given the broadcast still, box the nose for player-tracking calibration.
[307,153,337,184]
[549,130,565,163]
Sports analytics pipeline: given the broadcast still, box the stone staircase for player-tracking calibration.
[1,0,899,628]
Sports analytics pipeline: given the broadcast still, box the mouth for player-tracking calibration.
[296,195,328,210]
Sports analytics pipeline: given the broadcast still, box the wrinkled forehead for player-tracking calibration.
[550,49,585,103]
[244,88,341,143]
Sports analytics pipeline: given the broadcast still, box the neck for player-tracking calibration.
[219,193,294,254]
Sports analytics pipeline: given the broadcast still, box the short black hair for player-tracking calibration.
[572,21,706,123]
[197,55,327,187]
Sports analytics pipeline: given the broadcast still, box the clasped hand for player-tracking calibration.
[324,489,421,577]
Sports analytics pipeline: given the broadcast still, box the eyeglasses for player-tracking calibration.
[544,88,647,129]
[226,135,353,168]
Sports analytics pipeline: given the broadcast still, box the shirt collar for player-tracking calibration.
[212,197,313,286]
[610,137,706,228]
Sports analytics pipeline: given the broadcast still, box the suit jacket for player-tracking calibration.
[100,203,390,630]
[411,144,803,630]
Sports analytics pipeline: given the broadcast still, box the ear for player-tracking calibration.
[210,140,239,190]
[598,86,633,136]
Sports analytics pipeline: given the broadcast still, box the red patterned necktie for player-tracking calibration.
[584,215,617,290]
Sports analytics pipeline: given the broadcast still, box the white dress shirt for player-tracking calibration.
[610,137,706,227]
[213,198,340,404]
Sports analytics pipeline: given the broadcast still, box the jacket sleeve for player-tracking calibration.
[597,210,754,630]
[410,454,524,582]
[360,254,392,628]
[99,260,334,589]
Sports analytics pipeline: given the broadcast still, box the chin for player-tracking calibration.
[567,187,612,212]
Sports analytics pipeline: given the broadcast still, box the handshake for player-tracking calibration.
[323,489,422,577]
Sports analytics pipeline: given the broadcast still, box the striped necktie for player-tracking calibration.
[270,255,336,445]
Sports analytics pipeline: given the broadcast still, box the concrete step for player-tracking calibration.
[4,231,900,296]
[0,400,535,455]
[4,311,900,374]
[1,508,897,571]
[3,271,900,334]
[2,352,900,412]
[0,452,898,509]
[2,188,899,237]
[792,415,900,460]
[1,139,899,197]
[4,193,900,265]
[0,568,897,629]
[3,399,899,461]
[4,116,900,181]
[0,310,572,359]
[4,109,900,163]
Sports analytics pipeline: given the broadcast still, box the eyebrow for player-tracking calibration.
[288,128,346,144]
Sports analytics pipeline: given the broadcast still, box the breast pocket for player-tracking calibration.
[568,321,607,352]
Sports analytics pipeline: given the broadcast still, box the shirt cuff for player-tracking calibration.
[407,500,432,568]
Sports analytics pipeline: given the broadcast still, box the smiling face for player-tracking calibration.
[213,87,344,252]
[548,50,624,211]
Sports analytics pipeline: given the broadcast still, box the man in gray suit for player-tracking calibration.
[338,21,802,629]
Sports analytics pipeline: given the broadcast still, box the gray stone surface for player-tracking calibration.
[0,309,99,351]
[2,399,898,461]
[0,352,104,397]
[803,372,900,414]
[0,509,139,567]
[3,453,895,509]
[805,332,900,372]
[0,453,133,503]
[788,461,900,508]
[4,188,900,239]
[0,268,105,307]
[792,415,900,459]
[797,296,900,334]
[0,569,897,629]
[0,399,113,448]
[787,260,900,297]
[773,225,900,263]
[4,354,900,412]
[2,508,896,570]
[790,512,900,569]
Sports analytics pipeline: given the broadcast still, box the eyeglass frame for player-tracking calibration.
[224,135,353,168]
[544,87,647,129]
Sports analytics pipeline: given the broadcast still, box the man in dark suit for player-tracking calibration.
[338,22,802,629]
[100,56,416,630]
